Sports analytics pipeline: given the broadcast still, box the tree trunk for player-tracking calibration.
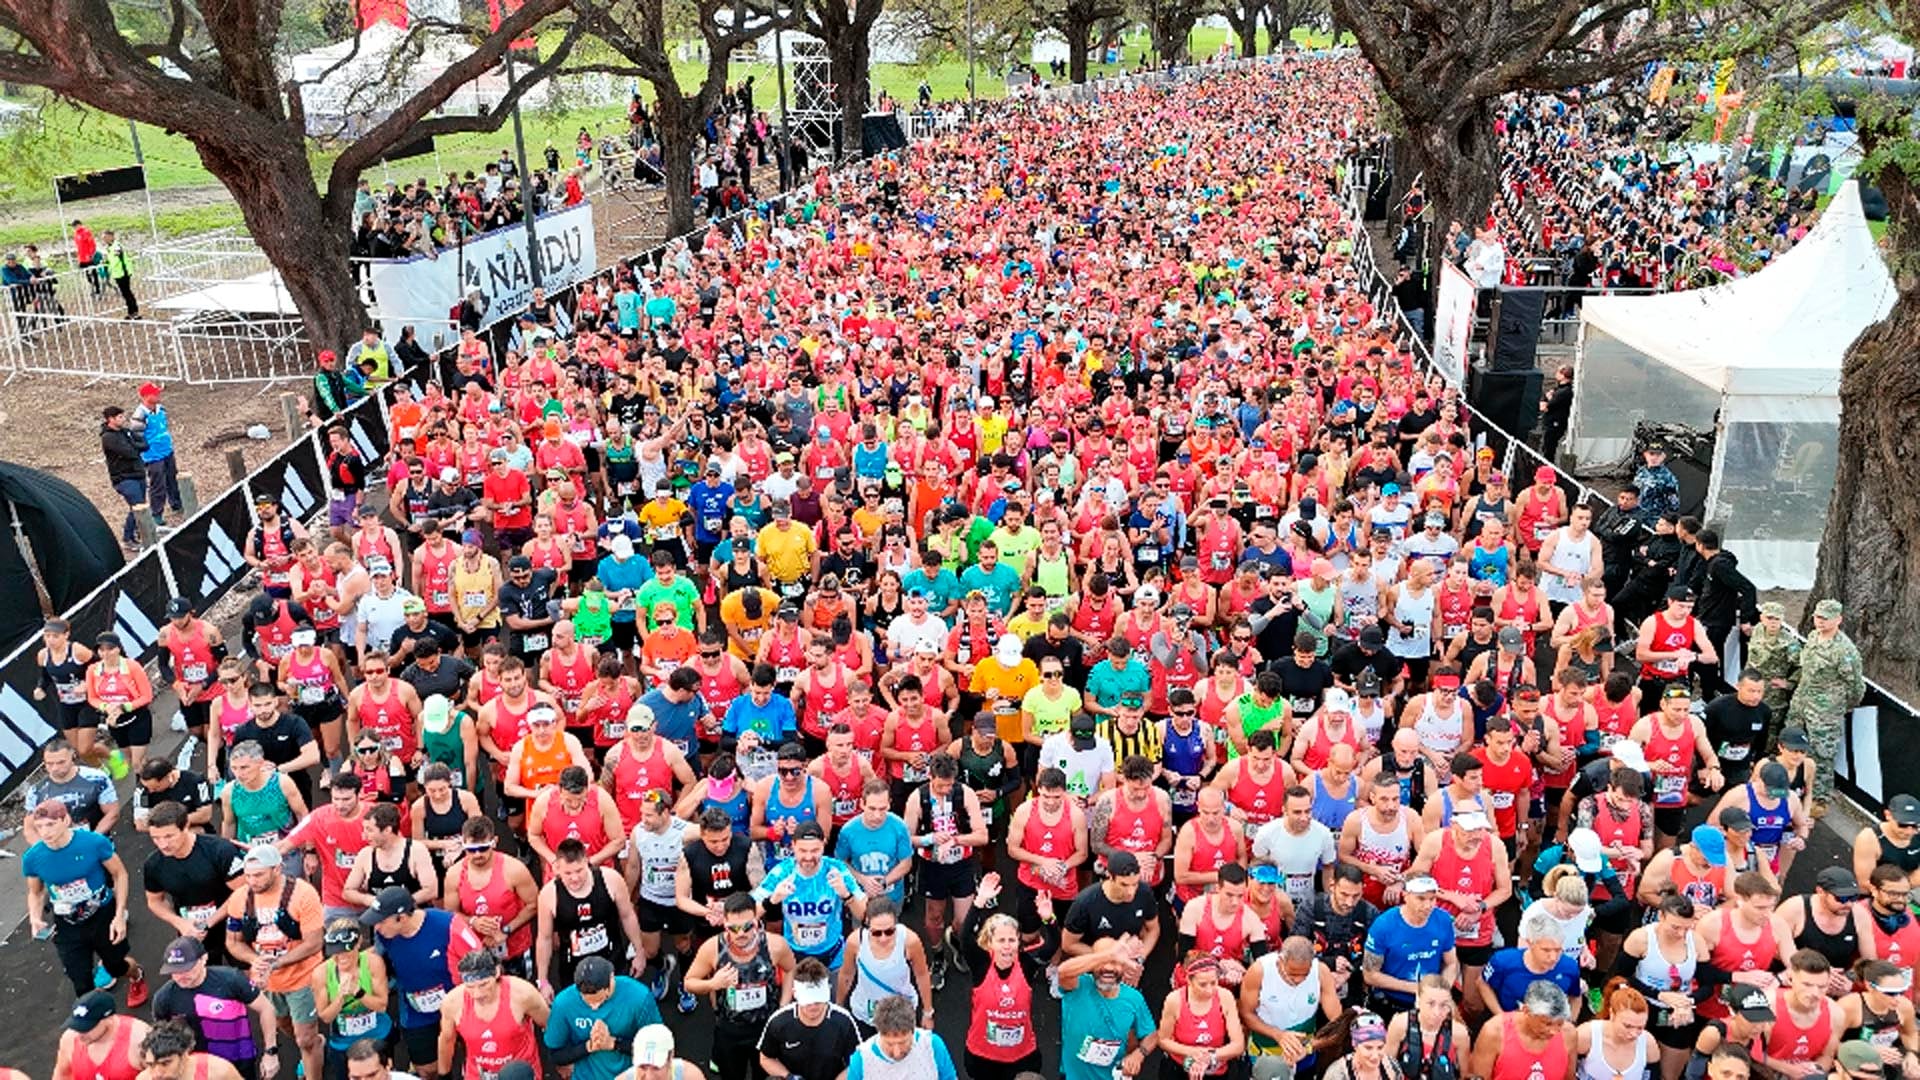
[1406,101,1498,283]
[834,30,873,160]
[200,139,365,354]
[1229,0,1260,59]
[1808,286,1920,684]
[657,103,698,237]
[1067,13,1094,82]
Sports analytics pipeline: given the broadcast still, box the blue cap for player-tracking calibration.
[1249,864,1282,885]
[1381,483,1401,496]
[1691,824,1727,866]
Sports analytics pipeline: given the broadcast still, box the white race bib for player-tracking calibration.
[521,634,549,652]
[987,1021,1026,1048]
[299,685,325,705]
[1078,1037,1123,1067]
[790,920,828,948]
[49,878,94,916]
[728,984,768,1011]
[338,1011,379,1037]
[571,924,610,956]
[406,986,447,1014]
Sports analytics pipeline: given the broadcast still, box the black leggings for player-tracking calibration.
[710,1020,768,1080]
[966,1048,1044,1080]
[52,905,132,996]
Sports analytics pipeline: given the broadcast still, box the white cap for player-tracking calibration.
[290,628,317,647]
[977,395,995,410]
[994,633,1024,665]
[1453,810,1491,832]
[626,702,656,731]
[631,1024,674,1068]
[1568,827,1604,873]
[1322,688,1353,715]
[1607,740,1648,772]
[1135,585,1161,607]
[794,979,832,1005]
[609,536,635,560]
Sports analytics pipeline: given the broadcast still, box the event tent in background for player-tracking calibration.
[1566,180,1895,590]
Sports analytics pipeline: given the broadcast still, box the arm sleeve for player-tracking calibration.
[156,645,177,683]
[931,1035,958,1080]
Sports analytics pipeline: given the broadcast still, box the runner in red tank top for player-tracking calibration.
[413,533,460,618]
[1161,960,1236,1077]
[1096,767,1172,884]
[539,631,598,727]
[451,846,535,963]
[61,1013,145,1080]
[347,659,422,766]
[604,722,689,834]
[1010,782,1086,901]
[1697,887,1789,1020]
[1764,961,1836,1074]
[1069,584,1121,650]
[1472,1007,1571,1080]
[445,961,541,1080]
[690,648,747,745]
[809,726,873,827]
[1632,686,1724,844]
[1173,792,1246,905]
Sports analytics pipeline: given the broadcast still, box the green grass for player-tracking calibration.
[1816,189,1888,240]
[0,203,244,250]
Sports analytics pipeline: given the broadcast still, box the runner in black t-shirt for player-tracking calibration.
[1700,671,1771,787]
[1062,851,1160,968]
[133,762,214,832]
[141,803,245,966]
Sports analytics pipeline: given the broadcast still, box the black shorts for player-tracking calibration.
[461,628,499,653]
[398,1024,439,1072]
[570,560,598,589]
[1014,881,1062,935]
[1653,805,1687,837]
[1457,943,1494,966]
[180,697,211,732]
[610,620,640,653]
[1650,1015,1705,1050]
[105,707,153,749]
[918,857,977,900]
[54,703,98,732]
[294,699,345,728]
[638,897,692,935]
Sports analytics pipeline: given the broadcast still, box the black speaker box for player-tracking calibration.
[1468,366,1544,440]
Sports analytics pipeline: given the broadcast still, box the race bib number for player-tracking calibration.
[728,984,768,1012]
[1533,522,1554,542]
[521,634,549,652]
[571,924,610,956]
[776,666,802,684]
[49,879,94,916]
[299,685,325,705]
[781,581,805,599]
[1654,772,1687,805]
[56,682,85,705]
[1078,1037,1123,1067]
[334,847,357,869]
[987,1021,1027,1048]
[979,804,994,827]
[182,663,209,683]
[432,591,452,608]
[338,1012,379,1037]
[703,517,722,534]
[182,904,219,931]
[1210,551,1231,570]
[462,591,488,610]
[1490,790,1515,810]
[790,920,828,948]
[1721,743,1751,762]
[406,986,447,1014]
[1172,783,1198,810]
[643,863,675,890]
[903,764,930,783]
[1655,658,1685,676]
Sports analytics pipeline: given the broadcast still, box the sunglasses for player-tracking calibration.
[464,843,496,854]
[1043,671,1064,679]
[868,926,897,938]
[356,746,381,755]
[778,766,803,776]
[700,651,721,659]
[725,922,758,934]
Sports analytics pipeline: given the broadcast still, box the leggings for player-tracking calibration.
[965,1048,1044,1080]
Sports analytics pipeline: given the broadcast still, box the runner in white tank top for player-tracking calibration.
[1387,583,1436,661]
[1354,807,1412,878]
[1541,524,1598,607]
[1576,1017,1655,1080]
[846,922,919,1025]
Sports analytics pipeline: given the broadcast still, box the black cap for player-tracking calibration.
[1105,851,1141,877]
[1358,626,1385,648]
[359,885,418,925]
[793,821,826,843]
[1717,805,1752,833]
[573,955,615,993]
[1759,761,1790,797]
[1817,865,1861,900]
[1722,984,1774,1022]
[1890,793,1920,827]
[1779,726,1812,752]
[66,991,115,1032]
[166,597,194,619]
[506,554,533,571]
[1070,711,1097,749]
[160,936,206,973]
[1666,583,1696,602]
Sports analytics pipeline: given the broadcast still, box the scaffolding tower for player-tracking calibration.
[786,37,842,158]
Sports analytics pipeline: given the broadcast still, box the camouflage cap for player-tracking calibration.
[1814,599,1844,619]
[1757,601,1785,619]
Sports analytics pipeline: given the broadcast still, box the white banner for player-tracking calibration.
[1431,260,1475,386]
[363,202,597,341]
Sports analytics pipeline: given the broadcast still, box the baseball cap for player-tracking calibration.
[1497,626,1525,653]
[1322,688,1354,715]
[1666,583,1696,602]
[574,955,615,993]
[243,843,281,871]
[1817,865,1861,900]
[1759,761,1790,798]
[1567,828,1603,873]
[160,936,206,974]
[1717,805,1752,834]
[1779,726,1812,752]
[972,712,999,734]
[1690,824,1727,866]
[1891,793,1920,827]
[1533,465,1557,484]
[66,991,116,1033]
[1723,984,1775,1022]
[165,597,194,619]
[506,554,532,571]
[626,702,656,731]
[1070,711,1097,750]
[439,466,460,483]
[1607,740,1649,773]
[402,597,428,615]
[1453,810,1491,832]
[1837,1042,1884,1076]
[1105,851,1141,877]
[1381,483,1400,496]
[1358,626,1386,649]
[358,885,418,925]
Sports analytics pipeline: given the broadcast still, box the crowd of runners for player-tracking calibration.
[14,54,1898,1080]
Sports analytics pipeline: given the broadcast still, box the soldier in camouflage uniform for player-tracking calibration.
[1748,600,1801,746]
[1787,598,1865,815]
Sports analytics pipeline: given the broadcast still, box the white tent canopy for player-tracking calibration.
[1567,180,1895,589]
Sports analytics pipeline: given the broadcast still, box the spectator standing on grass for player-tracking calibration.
[103,229,138,318]
[130,382,183,527]
[310,350,360,423]
[101,405,150,546]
